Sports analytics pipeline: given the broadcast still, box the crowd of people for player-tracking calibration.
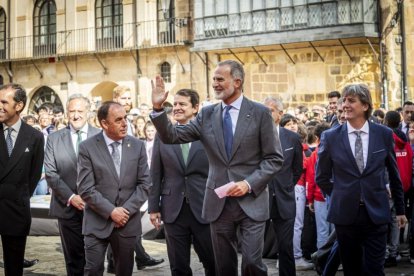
[0,59,412,276]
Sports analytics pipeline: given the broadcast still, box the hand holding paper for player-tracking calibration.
[214,181,235,198]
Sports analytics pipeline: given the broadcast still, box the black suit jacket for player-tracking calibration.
[268,127,303,220]
[0,122,44,236]
[148,136,209,224]
[45,125,101,219]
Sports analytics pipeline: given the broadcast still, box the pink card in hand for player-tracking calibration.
[214,181,235,198]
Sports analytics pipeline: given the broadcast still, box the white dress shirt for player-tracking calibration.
[221,95,243,135]
[2,119,22,147]
[70,124,89,155]
[103,132,123,161]
[347,120,369,168]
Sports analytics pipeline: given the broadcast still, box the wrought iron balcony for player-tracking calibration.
[2,18,190,61]
[194,0,377,40]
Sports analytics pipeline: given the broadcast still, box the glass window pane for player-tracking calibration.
[204,0,214,16]
[215,0,227,14]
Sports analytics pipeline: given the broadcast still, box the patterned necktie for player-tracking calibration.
[76,130,82,154]
[181,143,190,165]
[223,105,233,159]
[354,131,364,173]
[110,142,121,176]
[6,127,13,157]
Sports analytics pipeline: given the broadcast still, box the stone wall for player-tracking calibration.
[217,43,380,109]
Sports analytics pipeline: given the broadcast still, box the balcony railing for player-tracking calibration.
[194,0,377,40]
[3,18,190,61]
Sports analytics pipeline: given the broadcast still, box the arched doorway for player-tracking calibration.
[28,86,63,114]
[90,81,118,109]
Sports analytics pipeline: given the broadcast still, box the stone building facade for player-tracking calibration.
[0,0,412,113]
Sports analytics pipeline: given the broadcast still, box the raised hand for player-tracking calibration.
[151,75,169,109]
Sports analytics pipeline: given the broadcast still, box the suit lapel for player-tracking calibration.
[211,104,227,162]
[95,133,120,182]
[61,128,77,167]
[0,124,8,167]
[1,123,32,179]
[173,143,186,169]
[231,98,253,160]
[340,124,361,174]
[186,141,200,167]
[119,136,132,184]
[365,122,376,172]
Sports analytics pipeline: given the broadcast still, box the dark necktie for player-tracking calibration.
[181,143,189,165]
[223,105,233,159]
[6,127,13,157]
[110,142,121,176]
[76,130,82,154]
[354,131,364,174]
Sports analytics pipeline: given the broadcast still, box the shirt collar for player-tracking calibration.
[221,94,243,110]
[347,120,369,134]
[3,119,22,133]
[103,131,123,147]
[70,123,89,134]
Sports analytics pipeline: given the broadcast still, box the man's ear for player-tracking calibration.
[15,101,24,113]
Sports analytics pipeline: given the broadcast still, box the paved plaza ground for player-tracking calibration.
[0,236,413,275]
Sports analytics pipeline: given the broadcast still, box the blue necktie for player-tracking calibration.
[223,105,233,159]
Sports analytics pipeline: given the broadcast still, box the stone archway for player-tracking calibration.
[28,86,63,115]
[90,81,118,109]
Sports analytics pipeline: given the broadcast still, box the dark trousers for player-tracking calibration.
[322,240,341,276]
[58,212,85,276]
[210,198,267,276]
[107,224,149,266]
[164,202,215,276]
[302,206,317,259]
[270,197,295,276]
[1,234,26,276]
[85,230,135,276]
[335,205,387,276]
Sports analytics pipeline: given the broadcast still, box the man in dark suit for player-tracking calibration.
[148,89,215,276]
[109,85,163,272]
[0,83,44,276]
[45,94,101,276]
[264,97,303,275]
[399,101,414,139]
[77,101,151,275]
[151,60,283,275]
[316,84,407,276]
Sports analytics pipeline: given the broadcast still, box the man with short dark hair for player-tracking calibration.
[316,84,407,275]
[78,101,151,275]
[149,89,216,276]
[45,94,101,276]
[0,83,44,276]
[326,91,341,124]
[399,101,414,139]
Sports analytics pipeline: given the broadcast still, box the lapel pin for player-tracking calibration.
[247,114,251,118]
[127,143,130,147]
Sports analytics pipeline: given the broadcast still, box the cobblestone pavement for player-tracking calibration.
[0,236,413,275]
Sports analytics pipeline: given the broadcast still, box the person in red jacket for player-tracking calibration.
[306,122,331,249]
[384,111,413,266]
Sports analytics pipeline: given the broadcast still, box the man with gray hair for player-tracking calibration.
[263,97,307,275]
[45,94,101,276]
[316,84,407,275]
[151,59,283,275]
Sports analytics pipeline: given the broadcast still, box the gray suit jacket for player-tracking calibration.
[77,132,151,239]
[151,97,283,222]
[45,125,101,219]
[148,137,209,224]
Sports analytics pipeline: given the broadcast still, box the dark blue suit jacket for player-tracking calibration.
[315,122,404,225]
[268,127,303,220]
